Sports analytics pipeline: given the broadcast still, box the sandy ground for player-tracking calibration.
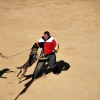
[0,0,100,100]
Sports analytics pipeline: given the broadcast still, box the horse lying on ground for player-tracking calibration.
[17,43,48,83]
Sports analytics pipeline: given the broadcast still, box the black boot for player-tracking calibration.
[53,66,59,75]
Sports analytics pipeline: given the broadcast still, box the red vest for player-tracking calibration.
[38,36,58,55]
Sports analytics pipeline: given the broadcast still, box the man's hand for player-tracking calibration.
[52,50,57,53]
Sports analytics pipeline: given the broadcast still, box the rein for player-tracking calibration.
[0,49,31,59]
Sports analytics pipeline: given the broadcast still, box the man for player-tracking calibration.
[33,31,59,79]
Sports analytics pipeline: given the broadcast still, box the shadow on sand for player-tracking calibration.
[14,60,70,100]
[14,79,33,100]
[42,60,70,75]
[0,68,15,79]
[20,60,70,82]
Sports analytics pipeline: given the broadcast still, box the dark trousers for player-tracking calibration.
[33,52,58,79]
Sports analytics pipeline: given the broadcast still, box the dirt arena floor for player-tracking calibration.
[0,0,100,100]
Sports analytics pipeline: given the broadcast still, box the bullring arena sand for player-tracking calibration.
[0,0,100,100]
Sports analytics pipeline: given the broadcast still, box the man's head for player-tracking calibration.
[44,31,50,40]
